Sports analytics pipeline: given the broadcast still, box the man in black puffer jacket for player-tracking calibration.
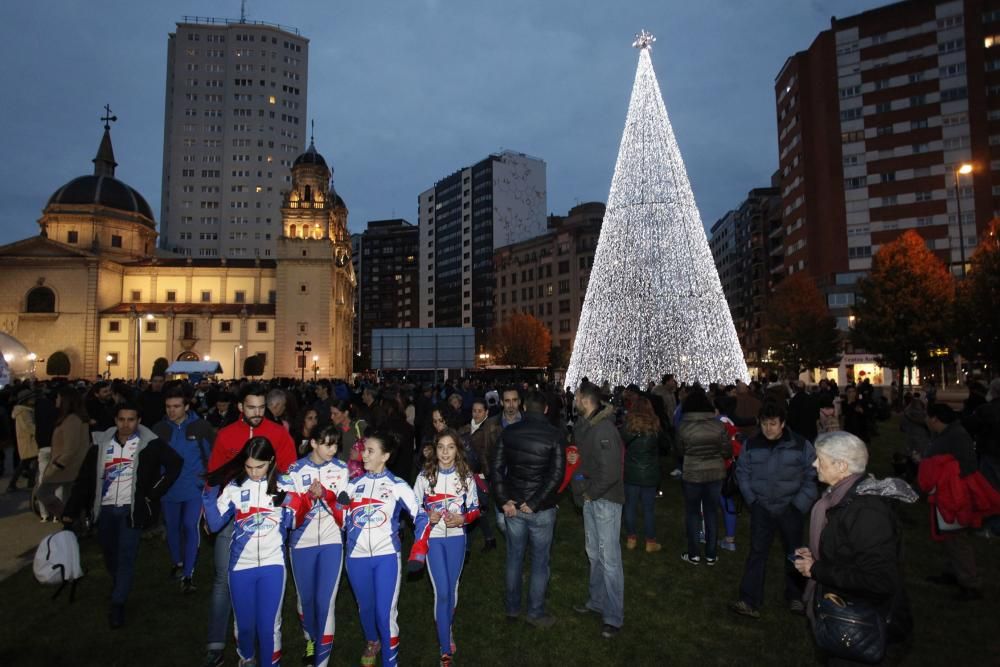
[492,390,566,628]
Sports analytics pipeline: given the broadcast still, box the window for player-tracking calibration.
[145,320,157,333]
[874,102,891,114]
[107,352,120,365]
[24,286,56,313]
[844,176,867,190]
[880,172,896,183]
[256,321,268,333]
[940,87,968,102]
[111,235,123,248]
[220,321,233,333]
[876,126,893,137]
[234,290,246,303]
[558,261,570,274]
[201,290,211,303]
[108,321,120,333]
[166,290,177,303]
[915,191,933,202]
[558,279,570,294]
[268,290,277,304]
[840,107,863,121]
[182,321,196,339]
[67,230,78,244]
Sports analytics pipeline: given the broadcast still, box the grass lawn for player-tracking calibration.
[0,417,997,666]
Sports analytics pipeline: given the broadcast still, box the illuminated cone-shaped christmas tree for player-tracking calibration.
[566,31,749,388]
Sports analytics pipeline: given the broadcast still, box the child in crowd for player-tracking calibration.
[203,437,308,667]
[341,433,425,667]
[280,425,350,667]
[411,429,481,666]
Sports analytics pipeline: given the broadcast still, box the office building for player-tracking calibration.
[709,183,783,367]
[160,17,308,259]
[776,0,999,329]
[418,151,546,346]
[354,219,420,364]
[493,202,604,359]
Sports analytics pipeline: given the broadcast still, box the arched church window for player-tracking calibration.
[289,224,297,238]
[25,286,56,313]
[304,185,312,202]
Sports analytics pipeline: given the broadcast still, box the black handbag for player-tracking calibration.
[813,588,887,664]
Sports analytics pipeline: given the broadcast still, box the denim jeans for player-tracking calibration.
[583,499,624,628]
[682,480,723,559]
[206,520,234,650]
[738,502,806,610]
[96,505,143,605]
[623,484,656,540]
[503,507,556,620]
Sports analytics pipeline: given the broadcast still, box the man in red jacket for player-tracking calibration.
[202,382,295,667]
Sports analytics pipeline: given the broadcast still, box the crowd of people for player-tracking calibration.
[0,370,999,666]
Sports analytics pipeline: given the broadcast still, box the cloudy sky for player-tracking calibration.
[0,0,887,244]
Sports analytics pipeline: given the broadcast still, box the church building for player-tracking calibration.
[0,122,355,380]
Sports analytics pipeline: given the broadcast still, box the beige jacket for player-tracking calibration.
[12,405,38,459]
[44,413,91,484]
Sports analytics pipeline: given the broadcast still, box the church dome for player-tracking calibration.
[293,140,330,171]
[47,175,155,225]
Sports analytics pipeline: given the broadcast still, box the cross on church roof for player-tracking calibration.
[101,104,117,131]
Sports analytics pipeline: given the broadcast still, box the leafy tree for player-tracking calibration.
[45,351,71,377]
[490,313,552,368]
[851,230,954,395]
[152,357,169,378]
[549,344,570,370]
[761,272,841,378]
[955,218,1000,371]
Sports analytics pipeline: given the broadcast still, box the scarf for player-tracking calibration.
[469,418,484,435]
[804,472,864,621]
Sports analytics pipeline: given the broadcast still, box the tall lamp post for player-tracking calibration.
[312,355,320,381]
[954,162,973,278]
[295,340,312,382]
[130,306,155,382]
[105,354,113,379]
[233,344,243,380]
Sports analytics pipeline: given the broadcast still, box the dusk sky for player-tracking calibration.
[0,0,887,245]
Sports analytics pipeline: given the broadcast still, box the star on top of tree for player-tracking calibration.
[632,29,655,50]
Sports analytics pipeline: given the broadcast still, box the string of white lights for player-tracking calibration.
[565,35,749,388]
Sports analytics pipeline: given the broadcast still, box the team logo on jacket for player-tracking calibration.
[351,498,387,529]
[237,507,278,536]
[302,474,312,486]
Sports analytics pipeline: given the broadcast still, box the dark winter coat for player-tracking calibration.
[809,477,914,639]
[66,425,182,529]
[492,412,566,512]
[676,412,731,484]
[622,429,660,488]
[571,404,625,505]
[735,427,817,515]
[787,391,819,443]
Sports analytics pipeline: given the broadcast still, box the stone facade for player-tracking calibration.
[0,130,353,380]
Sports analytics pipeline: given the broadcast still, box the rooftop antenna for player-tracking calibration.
[101,103,117,130]
[240,0,247,23]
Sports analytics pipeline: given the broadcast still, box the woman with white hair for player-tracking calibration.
[792,431,917,665]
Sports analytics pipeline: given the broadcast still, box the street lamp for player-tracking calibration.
[233,345,243,380]
[295,340,312,383]
[131,307,155,382]
[954,162,974,278]
[312,354,319,381]
[105,354,113,379]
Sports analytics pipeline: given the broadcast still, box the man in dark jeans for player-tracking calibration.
[64,401,181,628]
[492,390,565,628]
[730,401,817,619]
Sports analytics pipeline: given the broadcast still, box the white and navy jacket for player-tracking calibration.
[342,470,424,560]
[279,456,350,549]
[203,478,305,571]
[412,467,481,543]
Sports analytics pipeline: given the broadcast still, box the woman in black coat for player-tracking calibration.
[793,431,917,665]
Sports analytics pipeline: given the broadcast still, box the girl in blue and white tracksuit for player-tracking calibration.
[203,436,308,667]
[340,432,425,667]
[411,428,481,664]
[278,426,350,667]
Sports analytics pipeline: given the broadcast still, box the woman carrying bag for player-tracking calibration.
[793,431,916,665]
